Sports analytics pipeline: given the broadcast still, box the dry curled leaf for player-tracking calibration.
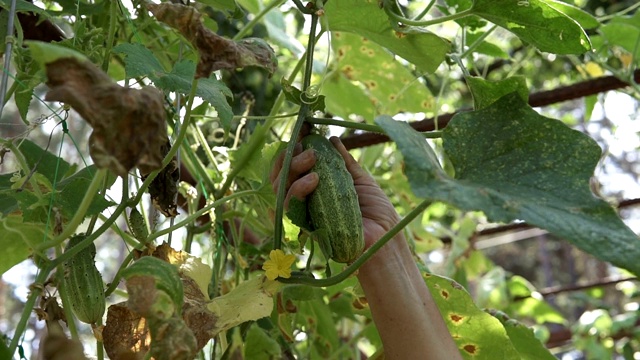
[45,57,168,177]
[141,140,179,218]
[146,2,278,79]
[103,302,151,360]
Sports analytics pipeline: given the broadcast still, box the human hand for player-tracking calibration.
[269,136,400,249]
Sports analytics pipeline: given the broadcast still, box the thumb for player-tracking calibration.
[329,136,376,187]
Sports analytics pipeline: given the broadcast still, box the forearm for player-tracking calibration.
[357,234,461,359]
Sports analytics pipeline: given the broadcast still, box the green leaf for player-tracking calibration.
[285,196,311,231]
[599,12,640,63]
[470,0,591,55]
[0,0,52,18]
[56,175,115,219]
[114,44,234,130]
[297,300,340,358]
[376,93,640,276]
[424,273,521,358]
[488,310,556,360]
[25,41,88,67]
[244,324,280,359]
[198,0,244,18]
[0,215,46,275]
[112,43,165,79]
[331,32,434,115]
[324,0,450,73]
[465,31,509,59]
[156,61,234,131]
[280,77,325,112]
[465,76,528,109]
[545,0,599,30]
[439,0,487,29]
[122,256,184,314]
[0,337,10,360]
[17,139,71,185]
[505,276,565,325]
[282,284,327,301]
[322,72,376,120]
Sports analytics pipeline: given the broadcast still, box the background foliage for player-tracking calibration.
[1,0,640,359]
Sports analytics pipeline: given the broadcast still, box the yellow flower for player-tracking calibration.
[262,249,296,280]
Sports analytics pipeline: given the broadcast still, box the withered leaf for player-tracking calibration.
[141,140,179,218]
[103,302,151,360]
[44,57,168,177]
[148,317,198,360]
[146,2,278,79]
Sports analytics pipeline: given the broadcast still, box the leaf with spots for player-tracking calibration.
[470,0,591,55]
[465,76,528,110]
[321,71,376,120]
[377,93,640,276]
[330,32,434,118]
[487,310,556,360]
[424,273,521,359]
[324,0,450,73]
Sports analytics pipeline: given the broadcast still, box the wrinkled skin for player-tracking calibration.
[271,137,462,359]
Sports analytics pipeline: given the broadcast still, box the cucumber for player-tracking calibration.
[301,134,364,263]
[62,234,106,324]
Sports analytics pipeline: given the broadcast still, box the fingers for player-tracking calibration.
[270,143,317,197]
[329,137,376,187]
[285,172,319,208]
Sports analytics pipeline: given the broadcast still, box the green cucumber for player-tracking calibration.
[301,134,364,263]
[62,234,106,324]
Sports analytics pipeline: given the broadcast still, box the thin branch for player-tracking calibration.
[341,70,640,150]
[440,197,640,244]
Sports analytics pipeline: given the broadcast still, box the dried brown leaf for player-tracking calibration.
[147,2,277,79]
[103,302,151,360]
[148,317,198,360]
[44,58,168,177]
[141,141,179,218]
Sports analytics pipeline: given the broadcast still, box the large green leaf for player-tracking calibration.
[0,215,46,275]
[488,310,556,360]
[470,0,591,54]
[113,44,233,130]
[324,0,450,73]
[376,93,640,276]
[244,324,281,359]
[331,31,434,116]
[599,12,640,64]
[17,139,71,184]
[321,72,376,121]
[465,76,528,110]
[424,273,521,359]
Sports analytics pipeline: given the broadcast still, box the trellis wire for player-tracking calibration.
[0,0,18,117]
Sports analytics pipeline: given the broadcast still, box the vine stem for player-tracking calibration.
[0,0,17,117]
[214,46,308,199]
[35,169,107,250]
[273,13,319,251]
[278,199,431,286]
[131,78,199,206]
[101,0,119,71]
[8,269,49,357]
[0,139,43,198]
[146,189,260,242]
[233,0,284,40]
